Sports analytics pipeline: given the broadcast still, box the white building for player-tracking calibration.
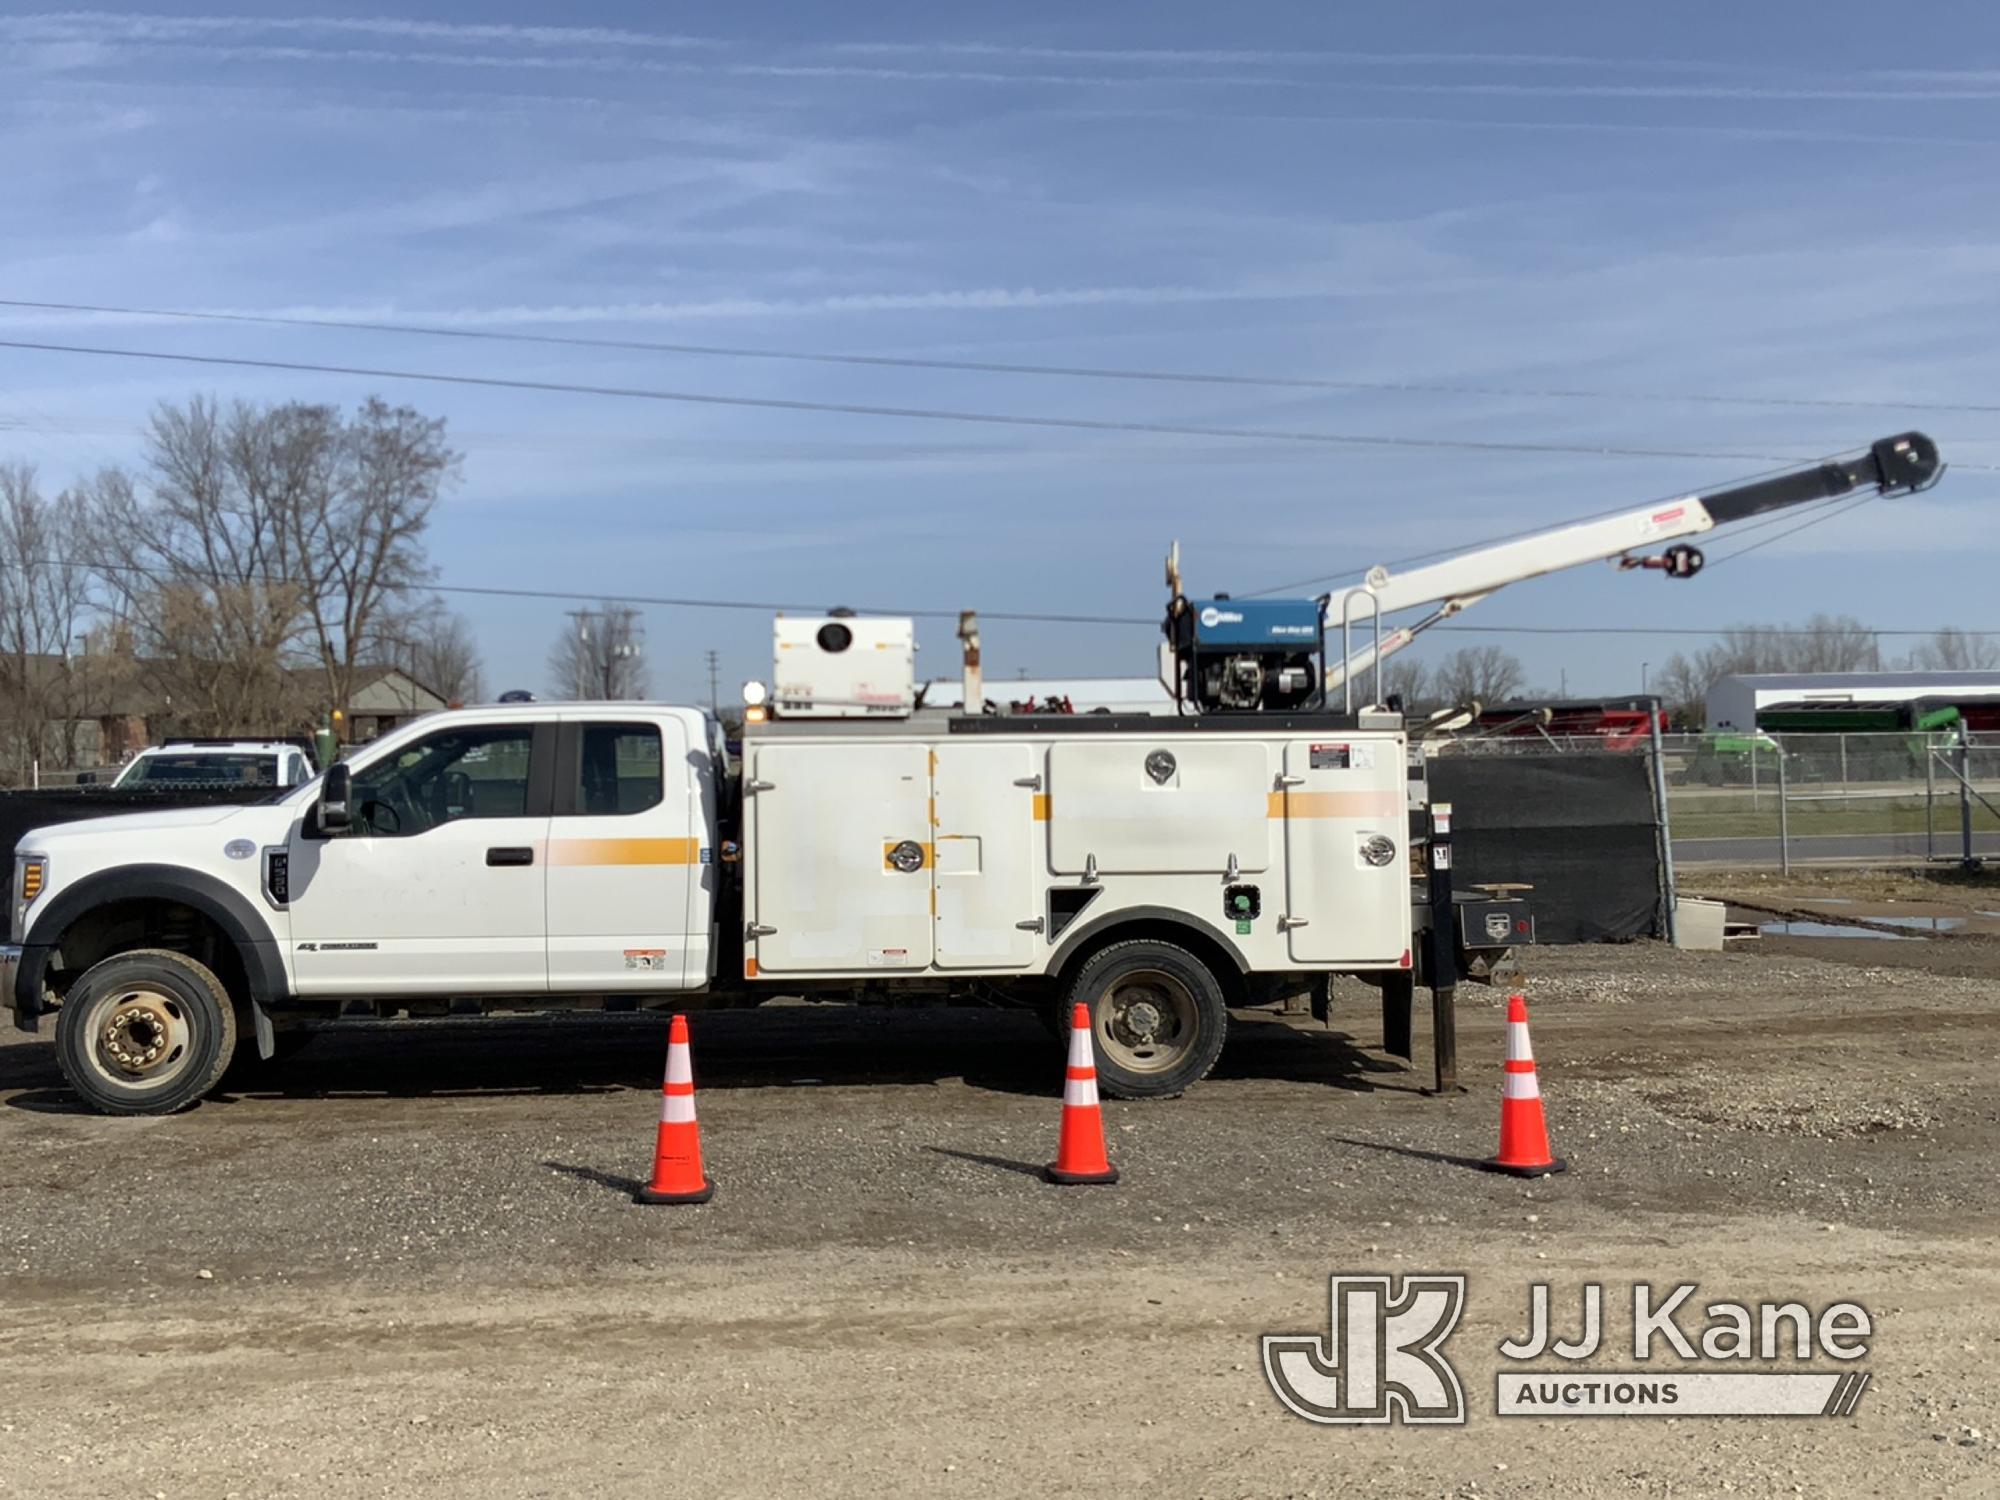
[1705,671,2000,732]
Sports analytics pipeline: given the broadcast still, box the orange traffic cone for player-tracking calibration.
[635,1015,715,1204]
[1046,1003,1119,1185]
[1484,994,1567,1178]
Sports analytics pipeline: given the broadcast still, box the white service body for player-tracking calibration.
[742,720,1411,979]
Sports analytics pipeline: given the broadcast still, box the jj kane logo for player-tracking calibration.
[1262,1275,1468,1425]
[1264,1277,1873,1425]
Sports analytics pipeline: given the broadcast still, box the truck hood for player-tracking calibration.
[20,802,278,848]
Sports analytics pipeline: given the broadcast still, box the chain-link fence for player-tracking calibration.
[1662,730,2000,867]
[1441,729,2000,866]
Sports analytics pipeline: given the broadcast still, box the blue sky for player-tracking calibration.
[1,2,1995,703]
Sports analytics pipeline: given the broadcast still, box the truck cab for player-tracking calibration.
[7,704,724,1113]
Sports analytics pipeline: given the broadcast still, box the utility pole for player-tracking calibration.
[705,649,721,716]
[567,606,644,700]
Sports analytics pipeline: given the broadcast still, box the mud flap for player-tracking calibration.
[1379,970,1414,1061]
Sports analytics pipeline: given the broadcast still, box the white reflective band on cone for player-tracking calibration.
[1502,1071,1541,1100]
[663,1093,698,1124]
[1063,1076,1100,1109]
[666,1046,693,1086]
[1067,1023,1095,1070]
[1506,1022,1534,1063]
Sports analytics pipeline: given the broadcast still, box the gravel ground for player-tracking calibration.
[2,937,1996,1497]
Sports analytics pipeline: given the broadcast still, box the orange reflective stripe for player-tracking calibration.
[548,838,699,866]
[1268,790,1403,818]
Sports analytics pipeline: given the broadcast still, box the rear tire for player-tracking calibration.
[55,949,238,1116]
[1064,939,1228,1099]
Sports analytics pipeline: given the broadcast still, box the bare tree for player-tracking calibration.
[1379,654,1433,712]
[1431,645,1525,707]
[1653,653,1711,730]
[282,398,457,716]
[382,598,485,704]
[1783,612,1877,674]
[1907,627,2000,672]
[550,604,648,700]
[0,464,101,775]
[1653,612,1882,730]
[89,395,456,737]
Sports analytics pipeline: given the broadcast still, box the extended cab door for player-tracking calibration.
[545,715,706,989]
[286,720,554,995]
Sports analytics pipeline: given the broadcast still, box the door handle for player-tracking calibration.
[486,846,535,867]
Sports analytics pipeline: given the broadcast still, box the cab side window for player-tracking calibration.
[574,723,663,816]
[348,726,536,837]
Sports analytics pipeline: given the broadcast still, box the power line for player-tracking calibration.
[54,555,1157,626]
[0,335,1887,466]
[1704,491,1882,567]
[23,556,2000,637]
[4,295,1996,416]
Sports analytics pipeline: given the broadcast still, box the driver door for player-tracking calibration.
[286,721,555,996]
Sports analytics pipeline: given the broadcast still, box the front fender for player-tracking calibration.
[12,863,290,1028]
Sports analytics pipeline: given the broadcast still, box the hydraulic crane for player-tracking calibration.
[1162,432,1942,715]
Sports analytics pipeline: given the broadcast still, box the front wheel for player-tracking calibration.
[55,950,238,1115]
[1064,939,1228,1099]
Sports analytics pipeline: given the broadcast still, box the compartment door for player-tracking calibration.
[1280,738,1409,965]
[932,742,1040,969]
[749,743,933,973]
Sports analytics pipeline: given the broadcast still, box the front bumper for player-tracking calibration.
[2,944,26,1032]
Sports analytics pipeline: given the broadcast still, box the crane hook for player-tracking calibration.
[1618,543,1705,580]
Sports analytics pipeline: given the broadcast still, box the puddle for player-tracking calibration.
[1758,921,1917,941]
[1866,914,1966,933]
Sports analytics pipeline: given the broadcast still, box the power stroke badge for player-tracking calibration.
[1264,1276,1873,1425]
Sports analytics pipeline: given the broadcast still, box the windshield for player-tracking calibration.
[120,753,282,788]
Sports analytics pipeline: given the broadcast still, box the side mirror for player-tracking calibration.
[319,762,353,833]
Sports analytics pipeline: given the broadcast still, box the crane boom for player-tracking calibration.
[1163,432,1941,715]
[1326,432,1939,624]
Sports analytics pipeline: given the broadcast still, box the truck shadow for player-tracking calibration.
[1,1005,1409,1112]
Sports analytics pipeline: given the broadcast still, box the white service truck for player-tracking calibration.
[3,433,1941,1114]
[5,694,1411,1113]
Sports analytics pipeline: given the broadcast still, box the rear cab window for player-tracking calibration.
[572,723,664,816]
[119,753,280,788]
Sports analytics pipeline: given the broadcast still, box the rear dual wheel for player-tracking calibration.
[55,950,238,1116]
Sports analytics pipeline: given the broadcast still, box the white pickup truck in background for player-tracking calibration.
[106,739,317,791]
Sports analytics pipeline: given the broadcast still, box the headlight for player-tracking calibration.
[1358,834,1397,868]
[14,854,47,942]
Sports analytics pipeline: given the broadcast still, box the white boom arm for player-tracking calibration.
[1322,433,1940,699]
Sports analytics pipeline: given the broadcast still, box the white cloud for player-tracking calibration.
[0,12,727,51]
